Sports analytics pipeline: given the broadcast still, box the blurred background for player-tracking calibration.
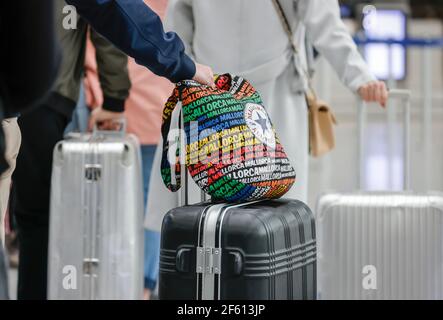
[308,0,443,208]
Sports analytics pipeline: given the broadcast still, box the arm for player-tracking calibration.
[163,0,214,87]
[90,29,131,113]
[164,0,195,59]
[298,0,387,106]
[66,0,195,83]
[298,0,375,92]
[84,40,104,109]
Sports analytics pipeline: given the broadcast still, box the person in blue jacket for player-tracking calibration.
[65,0,213,126]
[65,0,214,98]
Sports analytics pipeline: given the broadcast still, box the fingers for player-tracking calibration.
[369,83,377,102]
[373,81,388,108]
[373,83,382,106]
[193,63,215,87]
[88,110,97,132]
[380,82,388,107]
[88,108,104,132]
[201,66,214,86]
[358,81,388,108]
[88,108,125,132]
[97,120,120,131]
[358,84,369,102]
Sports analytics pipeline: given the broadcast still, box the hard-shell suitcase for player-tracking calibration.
[159,199,316,300]
[48,125,144,300]
[316,90,443,300]
[317,192,443,300]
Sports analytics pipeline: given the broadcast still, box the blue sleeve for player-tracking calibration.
[65,0,196,83]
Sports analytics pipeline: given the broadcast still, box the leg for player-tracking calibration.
[0,244,8,299]
[13,106,69,300]
[0,118,21,246]
[143,229,161,299]
[140,145,161,299]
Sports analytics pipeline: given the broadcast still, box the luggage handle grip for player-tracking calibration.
[92,118,127,139]
[176,247,192,273]
[386,89,411,100]
[358,89,411,191]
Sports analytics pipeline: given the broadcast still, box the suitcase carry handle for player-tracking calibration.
[358,89,412,190]
[92,118,127,138]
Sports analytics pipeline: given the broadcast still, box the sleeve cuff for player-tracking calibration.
[102,96,126,112]
[347,71,377,93]
[168,54,196,83]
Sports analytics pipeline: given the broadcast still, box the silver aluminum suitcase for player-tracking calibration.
[317,90,443,300]
[48,125,144,300]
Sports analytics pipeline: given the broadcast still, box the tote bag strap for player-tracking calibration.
[160,87,183,192]
[160,74,253,193]
[160,76,231,192]
[271,0,299,54]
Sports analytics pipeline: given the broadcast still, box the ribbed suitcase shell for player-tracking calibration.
[159,199,316,300]
[48,133,144,300]
[317,192,443,300]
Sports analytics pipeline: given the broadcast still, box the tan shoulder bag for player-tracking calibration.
[272,0,337,157]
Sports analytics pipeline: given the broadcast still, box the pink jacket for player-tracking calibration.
[84,0,174,145]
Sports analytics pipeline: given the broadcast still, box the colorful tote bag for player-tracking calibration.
[161,74,296,202]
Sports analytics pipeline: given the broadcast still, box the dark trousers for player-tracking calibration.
[13,105,69,300]
[0,244,8,299]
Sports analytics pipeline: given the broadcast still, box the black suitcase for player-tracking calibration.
[159,199,316,300]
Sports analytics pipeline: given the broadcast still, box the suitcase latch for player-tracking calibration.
[85,164,102,182]
[83,258,99,276]
[196,247,221,275]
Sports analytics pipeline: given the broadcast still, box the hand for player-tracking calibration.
[88,107,124,131]
[192,63,215,87]
[358,81,388,108]
[84,69,103,108]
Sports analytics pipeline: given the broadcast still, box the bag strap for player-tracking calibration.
[160,87,182,192]
[271,0,316,96]
[271,0,299,54]
[160,76,233,193]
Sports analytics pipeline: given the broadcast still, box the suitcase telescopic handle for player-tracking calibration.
[178,108,208,207]
[358,89,412,191]
[178,110,188,206]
